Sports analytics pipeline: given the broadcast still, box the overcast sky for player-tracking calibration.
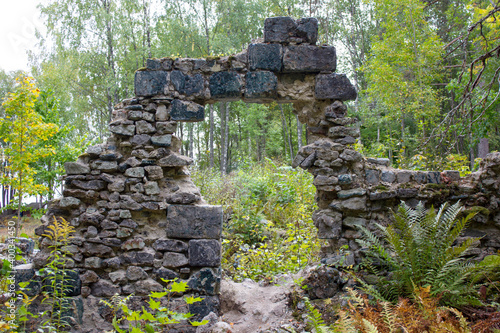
[0,0,43,72]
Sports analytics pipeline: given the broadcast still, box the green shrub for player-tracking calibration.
[357,201,480,306]
[192,160,322,282]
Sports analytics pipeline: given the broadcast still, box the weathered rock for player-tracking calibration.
[209,72,242,100]
[248,43,282,71]
[163,252,189,268]
[188,268,220,296]
[65,162,90,175]
[157,153,193,167]
[136,120,156,134]
[245,71,278,99]
[312,209,342,239]
[109,270,127,284]
[91,279,120,297]
[189,240,221,267]
[144,166,163,180]
[315,73,357,101]
[166,205,223,239]
[126,266,148,281]
[381,171,396,183]
[125,167,145,178]
[283,45,336,73]
[134,70,168,96]
[264,16,297,43]
[59,196,81,208]
[171,70,205,96]
[337,189,366,199]
[110,124,136,136]
[170,99,204,122]
[151,134,172,147]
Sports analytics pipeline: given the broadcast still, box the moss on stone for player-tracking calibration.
[375,184,389,191]
[205,56,220,61]
[136,67,147,71]
[424,183,446,190]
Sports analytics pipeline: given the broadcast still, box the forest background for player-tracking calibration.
[0,0,499,210]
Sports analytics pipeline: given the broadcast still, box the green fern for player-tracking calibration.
[357,201,481,305]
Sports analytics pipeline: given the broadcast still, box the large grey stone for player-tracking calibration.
[340,149,362,162]
[166,205,223,239]
[369,191,397,200]
[65,162,90,175]
[151,134,172,147]
[209,72,242,100]
[337,189,366,199]
[365,169,380,185]
[283,45,336,73]
[59,196,81,208]
[163,252,189,268]
[263,17,317,44]
[427,171,441,184]
[72,180,106,191]
[157,153,192,167]
[296,17,318,44]
[343,217,367,228]
[312,209,342,239]
[170,99,204,122]
[136,120,156,134]
[110,124,136,136]
[381,171,396,183]
[134,70,169,96]
[248,43,282,71]
[145,166,163,180]
[188,268,220,296]
[91,279,121,297]
[330,197,367,212]
[126,266,148,281]
[125,167,145,178]
[315,74,357,101]
[328,126,360,138]
[189,240,221,267]
[245,71,278,99]
[264,16,296,43]
[170,70,204,96]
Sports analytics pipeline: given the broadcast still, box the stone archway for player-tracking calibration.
[31,16,500,332]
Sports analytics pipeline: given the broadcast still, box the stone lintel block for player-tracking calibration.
[170,99,205,122]
[248,43,282,71]
[189,239,221,267]
[166,205,223,239]
[170,70,205,96]
[315,73,357,101]
[209,71,242,100]
[245,71,278,100]
[134,70,169,96]
[264,17,318,44]
[283,45,336,73]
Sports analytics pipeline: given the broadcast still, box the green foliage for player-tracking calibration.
[0,76,58,236]
[101,279,208,333]
[357,201,481,306]
[39,216,76,332]
[306,287,472,332]
[192,160,322,282]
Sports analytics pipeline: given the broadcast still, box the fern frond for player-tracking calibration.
[361,318,380,333]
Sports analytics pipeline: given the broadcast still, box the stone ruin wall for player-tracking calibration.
[26,16,500,331]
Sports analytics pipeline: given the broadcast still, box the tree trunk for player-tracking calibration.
[478,138,489,159]
[209,104,214,168]
[179,123,184,155]
[222,102,229,174]
[188,124,194,159]
[296,114,302,151]
[221,103,226,175]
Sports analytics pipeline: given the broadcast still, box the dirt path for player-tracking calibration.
[218,276,304,333]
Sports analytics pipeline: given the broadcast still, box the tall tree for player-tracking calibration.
[0,76,58,236]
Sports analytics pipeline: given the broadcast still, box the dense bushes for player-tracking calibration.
[192,159,323,281]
